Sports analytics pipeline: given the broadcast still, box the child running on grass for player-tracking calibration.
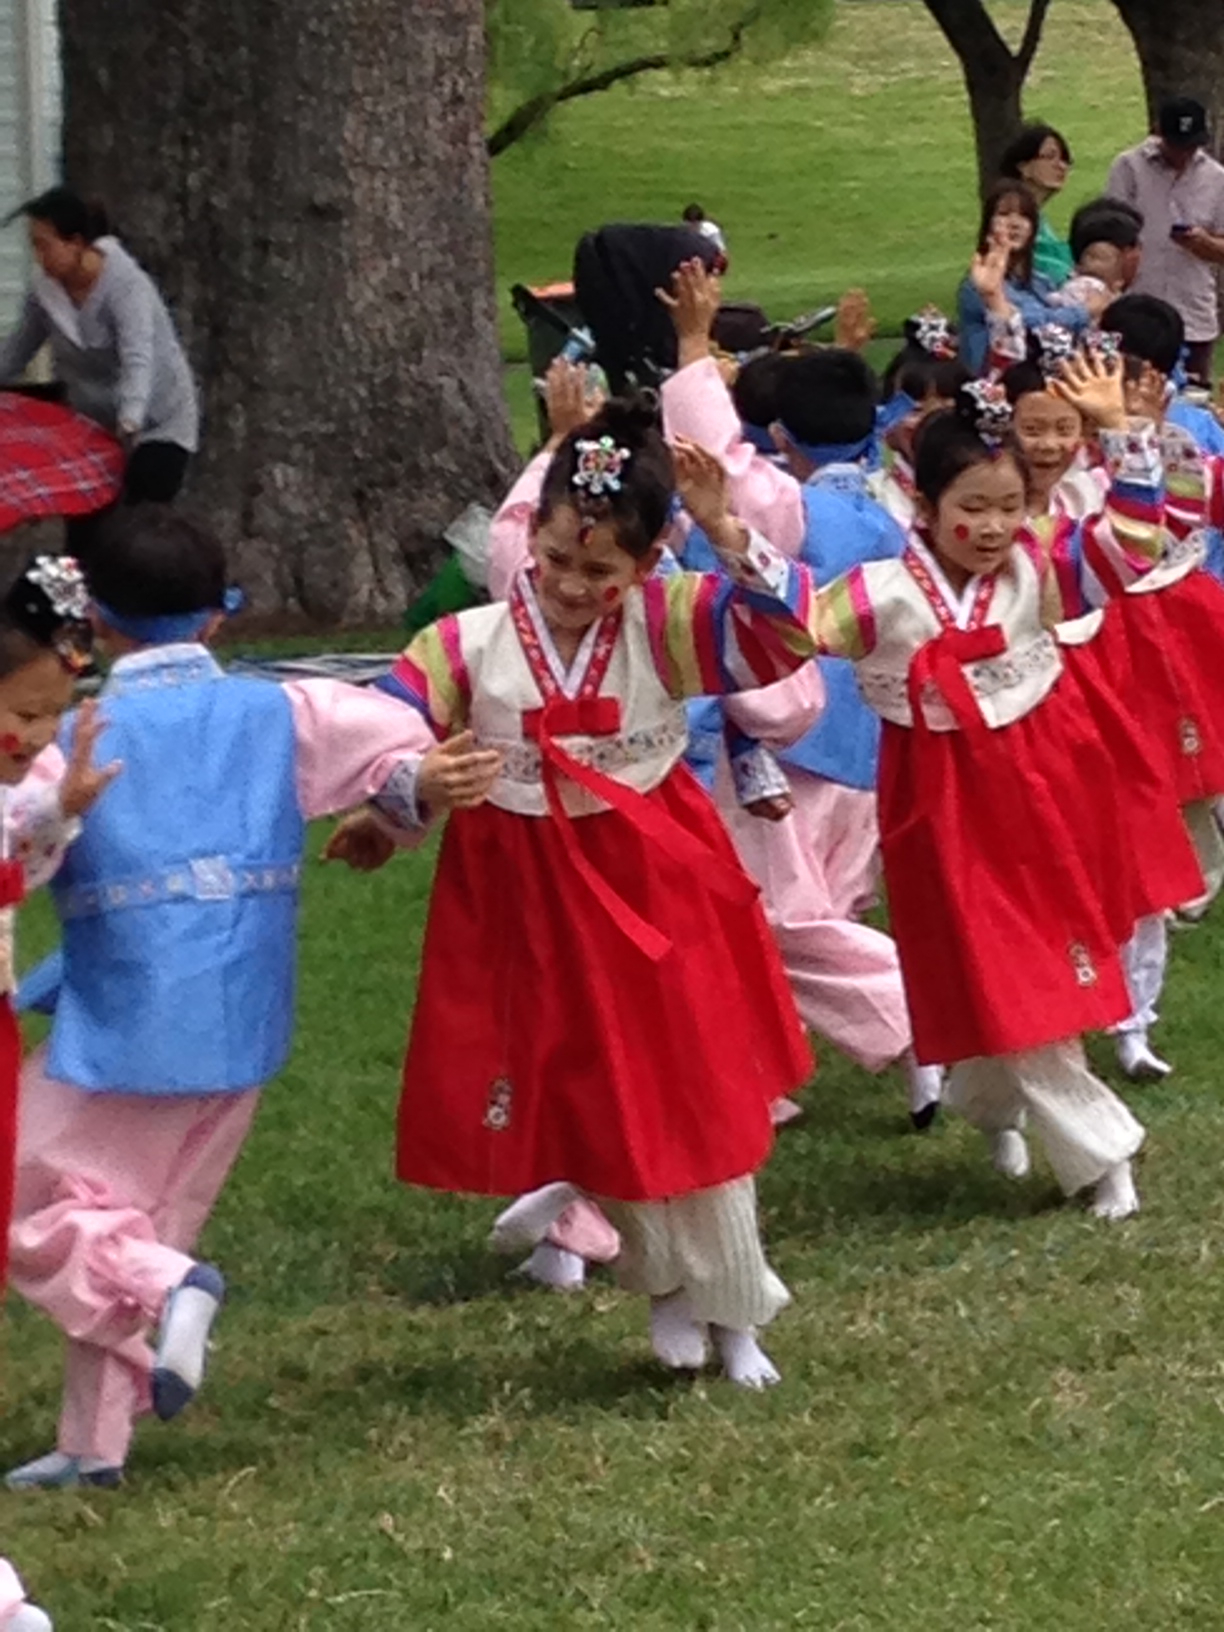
[6,508,436,1490]
[329,399,820,1388]
[0,554,120,1632]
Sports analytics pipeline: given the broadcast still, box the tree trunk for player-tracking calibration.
[922,0,1051,195]
[59,0,516,624]
[1111,0,1224,159]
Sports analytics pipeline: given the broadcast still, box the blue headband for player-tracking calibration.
[788,432,877,470]
[94,587,245,645]
[876,391,918,434]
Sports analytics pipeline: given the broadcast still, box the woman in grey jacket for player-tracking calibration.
[0,188,198,504]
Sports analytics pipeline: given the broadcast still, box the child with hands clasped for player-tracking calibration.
[331,401,820,1388]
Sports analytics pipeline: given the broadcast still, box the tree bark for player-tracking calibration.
[1110,0,1224,158]
[922,0,1052,195]
[59,0,516,624]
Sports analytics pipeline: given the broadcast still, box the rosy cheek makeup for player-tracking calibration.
[954,524,971,542]
[0,734,22,755]
[603,586,620,605]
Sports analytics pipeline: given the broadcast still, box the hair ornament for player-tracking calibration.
[962,379,1014,448]
[1084,329,1122,366]
[5,555,94,676]
[910,306,957,360]
[1031,323,1078,380]
[25,555,89,623]
[573,436,629,499]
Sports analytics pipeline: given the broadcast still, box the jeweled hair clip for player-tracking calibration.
[26,555,89,622]
[572,436,629,499]
[962,378,1013,448]
[1085,329,1122,366]
[1031,323,1078,379]
[910,306,957,360]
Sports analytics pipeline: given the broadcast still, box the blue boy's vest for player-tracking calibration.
[44,649,305,1094]
[778,479,904,790]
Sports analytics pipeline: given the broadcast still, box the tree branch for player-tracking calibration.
[488,4,763,158]
[1015,0,1053,76]
[920,0,1011,69]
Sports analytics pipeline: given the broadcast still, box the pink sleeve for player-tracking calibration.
[7,744,77,889]
[285,678,436,822]
[487,451,551,602]
[722,665,824,748]
[661,357,806,557]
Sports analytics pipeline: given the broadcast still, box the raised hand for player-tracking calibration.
[968,238,1011,314]
[544,358,605,448]
[656,258,722,366]
[835,288,876,352]
[321,810,398,872]
[60,699,122,818]
[1051,349,1127,430]
[671,436,744,553]
[418,730,503,814]
[1123,359,1167,425]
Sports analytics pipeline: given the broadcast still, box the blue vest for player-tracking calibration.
[43,647,305,1094]
[777,479,905,790]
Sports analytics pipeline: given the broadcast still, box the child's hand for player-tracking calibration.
[59,699,122,819]
[835,288,876,352]
[1123,359,1167,425]
[656,258,722,368]
[671,436,746,553]
[969,239,1011,314]
[744,792,794,822]
[1051,350,1127,430]
[544,359,604,449]
[418,731,503,813]
[322,810,397,872]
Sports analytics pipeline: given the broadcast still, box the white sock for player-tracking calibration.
[902,1050,944,1115]
[156,1278,222,1397]
[1116,1034,1172,1081]
[991,1128,1031,1180]
[769,1096,804,1127]
[711,1325,781,1389]
[9,1606,54,1631]
[515,1242,586,1290]
[1092,1160,1140,1221]
[489,1183,582,1254]
[649,1292,709,1370]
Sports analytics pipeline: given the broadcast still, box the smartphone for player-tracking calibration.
[1171,222,1192,239]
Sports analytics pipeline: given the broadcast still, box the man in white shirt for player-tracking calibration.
[1108,97,1224,386]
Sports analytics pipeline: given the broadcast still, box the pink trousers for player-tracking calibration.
[9,1047,258,1466]
[715,765,910,1074]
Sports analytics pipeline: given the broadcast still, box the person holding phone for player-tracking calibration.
[1108,98,1224,387]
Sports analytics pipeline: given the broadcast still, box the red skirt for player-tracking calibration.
[0,994,19,1289]
[1056,634,1205,934]
[397,767,811,1202]
[1098,572,1224,805]
[879,674,1132,1067]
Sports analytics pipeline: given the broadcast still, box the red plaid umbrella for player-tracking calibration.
[0,392,124,533]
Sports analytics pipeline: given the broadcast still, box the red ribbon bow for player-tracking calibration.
[907,625,1007,736]
[525,697,756,961]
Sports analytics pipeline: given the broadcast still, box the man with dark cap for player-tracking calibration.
[1108,97,1224,385]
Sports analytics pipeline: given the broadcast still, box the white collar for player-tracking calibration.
[909,534,985,629]
[518,572,604,699]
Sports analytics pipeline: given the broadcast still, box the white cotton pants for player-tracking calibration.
[946,1039,1145,1196]
[595,1177,790,1331]
[1115,914,1170,1037]
[1183,799,1224,913]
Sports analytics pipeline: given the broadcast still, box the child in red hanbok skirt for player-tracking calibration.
[788,379,1155,1218]
[0,557,118,1632]
[331,400,822,1387]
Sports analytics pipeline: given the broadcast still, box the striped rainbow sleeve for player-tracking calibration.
[374,615,469,738]
[1095,422,1167,567]
[648,532,876,700]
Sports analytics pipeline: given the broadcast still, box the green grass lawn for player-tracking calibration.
[10,5,1224,1627]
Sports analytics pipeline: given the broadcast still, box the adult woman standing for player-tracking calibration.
[1000,123,1076,285]
[0,188,198,504]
